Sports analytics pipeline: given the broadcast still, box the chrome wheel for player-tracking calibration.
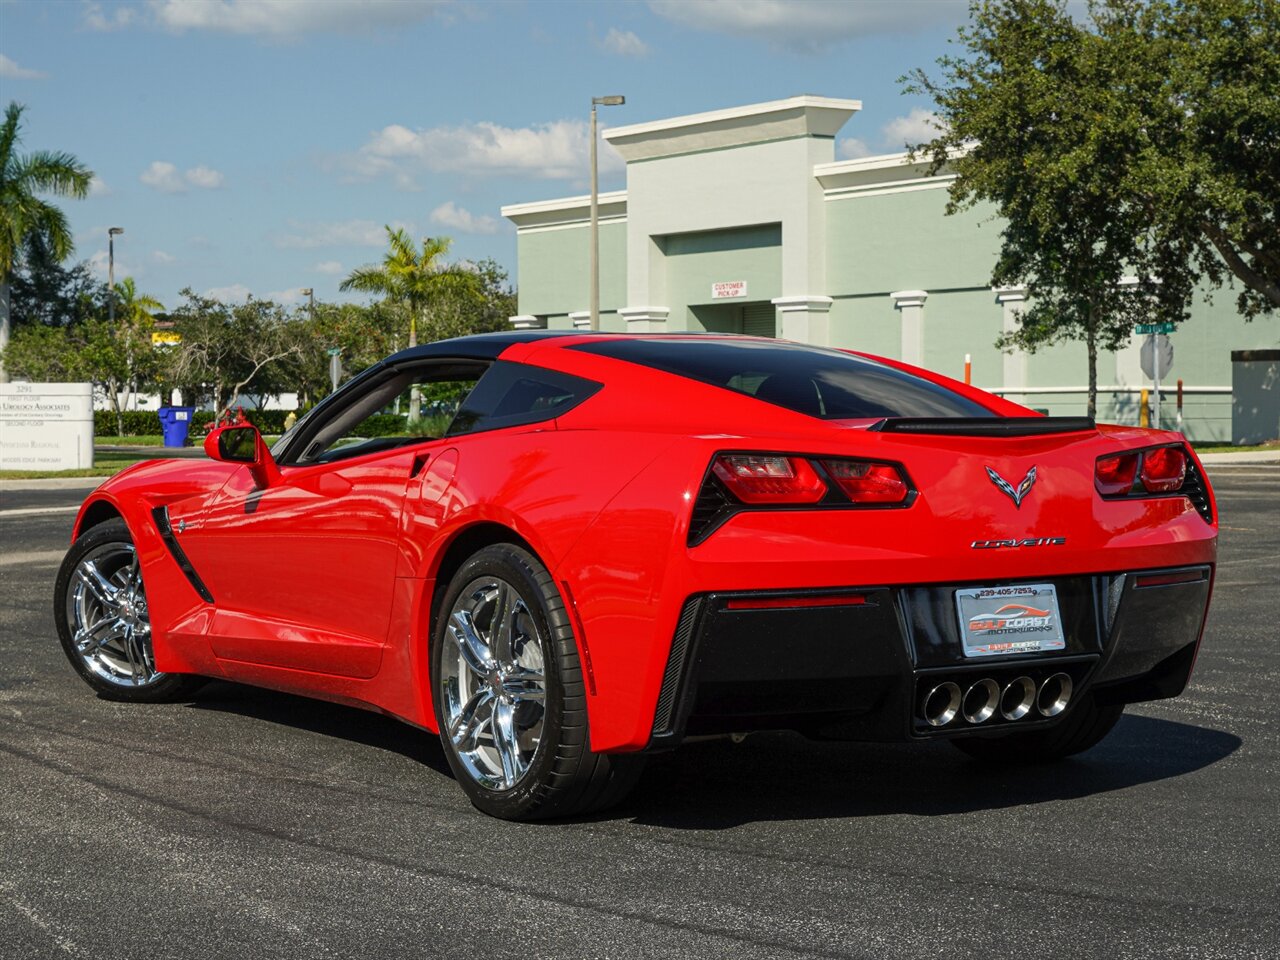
[440,576,547,792]
[65,542,162,688]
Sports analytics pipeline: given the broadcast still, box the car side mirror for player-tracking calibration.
[205,424,280,487]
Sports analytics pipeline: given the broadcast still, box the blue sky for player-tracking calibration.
[1,0,971,310]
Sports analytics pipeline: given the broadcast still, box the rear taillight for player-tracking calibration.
[1139,446,1187,493]
[711,454,826,504]
[689,451,916,545]
[1095,452,1140,496]
[1096,444,1192,497]
[820,459,910,504]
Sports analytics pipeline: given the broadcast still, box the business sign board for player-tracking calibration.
[711,281,748,300]
[0,382,94,470]
[152,331,182,345]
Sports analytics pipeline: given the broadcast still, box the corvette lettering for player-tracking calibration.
[971,537,1067,549]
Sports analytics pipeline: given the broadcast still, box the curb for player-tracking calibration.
[0,477,107,492]
[1196,451,1280,465]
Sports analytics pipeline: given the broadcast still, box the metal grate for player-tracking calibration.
[688,473,736,546]
[1183,456,1214,524]
[652,597,702,735]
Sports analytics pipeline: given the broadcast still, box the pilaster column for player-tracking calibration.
[772,296,833,345]
[508,315,544,330]
[995,287,1028,398]
[890,290,928,365]
[618,306,669,333]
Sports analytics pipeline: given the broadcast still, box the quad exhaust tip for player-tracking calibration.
[923,681,962,727]
[1000,676,1036,721]
[922,672,1074,727]
[962,679,1000,724]
[1037,672,1073,717]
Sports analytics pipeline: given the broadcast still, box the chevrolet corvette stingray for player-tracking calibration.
[55,332,1216,819]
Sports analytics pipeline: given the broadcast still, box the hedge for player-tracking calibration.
[93,407,301,439]
[92,406,435,442]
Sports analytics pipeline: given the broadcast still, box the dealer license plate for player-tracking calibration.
[955,583,1066,658]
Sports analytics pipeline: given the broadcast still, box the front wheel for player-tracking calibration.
[54,519,204,702]
[950,694,1123,764]
[431,543,643,820]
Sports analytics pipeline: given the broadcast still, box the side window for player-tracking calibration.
[292,362,487,465]
[447,361,601,436]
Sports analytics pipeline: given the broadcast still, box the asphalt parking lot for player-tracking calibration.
[1,466,1277,960]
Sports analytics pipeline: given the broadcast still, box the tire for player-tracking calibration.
[54,518,205,702]
[950,694,1123,764]
[431,543,644,821]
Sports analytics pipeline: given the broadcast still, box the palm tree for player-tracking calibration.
[113,276,163,411]
[0,102,94,382]
[340,227,474,417]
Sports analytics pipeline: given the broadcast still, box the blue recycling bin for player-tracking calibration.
[157,406,196,447]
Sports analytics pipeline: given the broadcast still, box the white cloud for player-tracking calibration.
[205,284,252,302]
[184,165,225,189]
[345,118,620,185]
[88,175,111,197]
[598,27,649,57]
[87,249,139,282]
[275,219,415,249]
[267,287,309,305]
[429,201,499,235]
[83,3,137,31]
[649,0,968,51]
[837,138,872,160]
[139,161,226,192]
[139,161,186,193]
[882,108,943,148]
[148,0,453,36]
[151,249,176,264]
[313,260,344,275]
[0,54,47,79]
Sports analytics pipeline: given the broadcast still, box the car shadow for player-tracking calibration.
[184,680,453,777]
[179,685,1238,829]
[618,714,1241,830]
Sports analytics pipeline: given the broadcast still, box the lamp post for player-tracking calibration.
[299,287,314,323]
[107,227,123,327]
[107,227,125,410]
[590,95,624,332]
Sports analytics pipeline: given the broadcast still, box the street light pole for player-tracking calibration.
[107,227,124,411]
[590,95,624,332]
[107,227,123,327]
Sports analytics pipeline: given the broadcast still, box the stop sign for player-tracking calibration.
[1140,334,1173,379]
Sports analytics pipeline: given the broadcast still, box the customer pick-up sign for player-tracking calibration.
[711,281,747,300]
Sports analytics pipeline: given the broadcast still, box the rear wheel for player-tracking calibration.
[54,519,204,702]
[950,695,1123,764]
[431,543,643,820]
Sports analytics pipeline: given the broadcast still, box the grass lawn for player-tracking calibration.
[1,436,283,480]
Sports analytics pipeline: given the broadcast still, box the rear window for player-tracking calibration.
[571,339,992,419]
[447,360,602,435]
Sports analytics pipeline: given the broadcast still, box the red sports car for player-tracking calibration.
[55,332,1216,820]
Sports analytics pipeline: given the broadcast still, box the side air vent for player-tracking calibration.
[688,473,737,546]
[652,596,702,736]
[152,506,215,603]
[1183,455,1214,524]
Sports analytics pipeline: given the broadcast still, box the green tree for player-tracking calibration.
[340,229,482,418]
[1116,0,1280,319]
[112,276,163,415]
[2,318,134,434]
[6,237,107,329]
[0,102,94,381]
[165,290,304,415]
[906,0,1197,418]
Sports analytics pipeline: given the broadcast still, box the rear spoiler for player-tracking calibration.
[871,417,1096,437]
